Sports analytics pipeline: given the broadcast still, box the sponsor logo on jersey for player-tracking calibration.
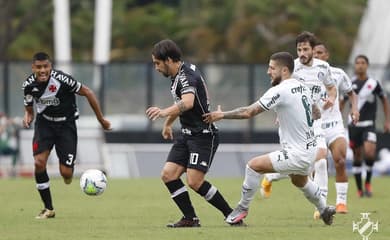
[32,87,39,92]
[37,97,60,106]
[25,94,33,102]
[291,85,306,94]
[266,94,280,108]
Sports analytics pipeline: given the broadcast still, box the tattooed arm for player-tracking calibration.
[203,102,264,123]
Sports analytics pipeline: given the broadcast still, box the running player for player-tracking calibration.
[311,41,359,218]
[203,51,336,226]
[22,52,111,219]
[340,54,390,197]
[260,32,339,210]
[146,39,241,227]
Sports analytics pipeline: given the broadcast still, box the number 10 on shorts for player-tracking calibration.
[190,153,199,165]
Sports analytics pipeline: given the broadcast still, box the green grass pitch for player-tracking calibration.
[0,177,389,240]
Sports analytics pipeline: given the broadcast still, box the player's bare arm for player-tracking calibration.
[203,102,263,123]
[23,106,34,128]
[146,93,194,121]
[381,96,390,132]
[77,85,112,130]
[322,84,337,110]
[162,114,179,140]
[347,90,359,124]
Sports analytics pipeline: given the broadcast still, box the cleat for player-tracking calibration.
[260,177,272,198]
[320,206,336,225]
[336,203,348,214]
[228,219,247,227]
[225,205,248,224]
[313,210,321,220]
[166,217,200,228]
[364,183,372,197]
[357,190,364,198]
[35,209,55,219]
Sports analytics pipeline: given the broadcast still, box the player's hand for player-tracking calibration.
[322,97,334,110]
[23,113,33,128]
[99,118,112,130]
[203,105,224,123]
[162,125,173,140]
[350,110,360,125]
[146,107,166,121]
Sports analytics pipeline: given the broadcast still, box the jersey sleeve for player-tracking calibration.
[338,70,353,95]
[23,85,34,107]
[374,80,386,98]
[258,86,281,111]
[179,72,196,95]
[52,69,82,93]
[321,64,335,87]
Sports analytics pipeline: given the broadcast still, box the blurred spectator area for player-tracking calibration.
[1,61,390,142]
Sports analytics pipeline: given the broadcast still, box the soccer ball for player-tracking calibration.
[80,169,107,196]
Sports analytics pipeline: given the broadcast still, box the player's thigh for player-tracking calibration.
[363,130,377,158]
[166,135,189,168]
[161,162,186,182]
[248,154,274,173]
[32,120,55,156]
[54,121,77,168]
[329,137,347,162]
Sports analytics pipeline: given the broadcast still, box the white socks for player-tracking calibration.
[300,179,326,213]
[335,182,348,205]
[238,165,262,209]
[313,158,328,200]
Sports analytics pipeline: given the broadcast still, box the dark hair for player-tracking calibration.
[296,31,317,48]
[152,39,182,62]
[33,52,51,62]
[314,40,327,50]
[355,54,369,65]
[270,52,294,73]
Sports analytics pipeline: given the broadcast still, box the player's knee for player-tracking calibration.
[60,170,73,180]
[334,157,346,169]
[161,169,174,183]
[187,179,202,191]
[34,159,46,171]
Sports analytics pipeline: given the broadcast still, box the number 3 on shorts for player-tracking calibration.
[65,154,75,166]
[189,153,199,165]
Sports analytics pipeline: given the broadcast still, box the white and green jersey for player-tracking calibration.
[258,79,316,153]
[293,58,334,109]
[321,66,353,123]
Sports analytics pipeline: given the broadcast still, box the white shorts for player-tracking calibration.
[322,120,346,146]
[269,147,317,176]
[314,119,326,149]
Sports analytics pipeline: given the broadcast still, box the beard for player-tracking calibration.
[300,55,312,65]
[271,75,282,86]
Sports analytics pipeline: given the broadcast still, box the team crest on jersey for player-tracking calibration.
[48,84,57,92]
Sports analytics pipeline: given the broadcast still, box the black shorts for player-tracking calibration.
[348,125,376,149]
[167,132,219,173]
[33,118,77,168]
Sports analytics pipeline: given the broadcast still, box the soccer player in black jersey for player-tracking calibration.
[146,39,240,227]
[341,55,390,197]
[22,52,111,219]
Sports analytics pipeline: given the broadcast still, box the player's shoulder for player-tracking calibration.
[312,58,330,69]
[51,69,79,87]
[22,73,36,90]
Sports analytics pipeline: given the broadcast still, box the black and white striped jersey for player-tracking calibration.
[170,62,216,134]
[22,69,82,120]
[348,77,386,127]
